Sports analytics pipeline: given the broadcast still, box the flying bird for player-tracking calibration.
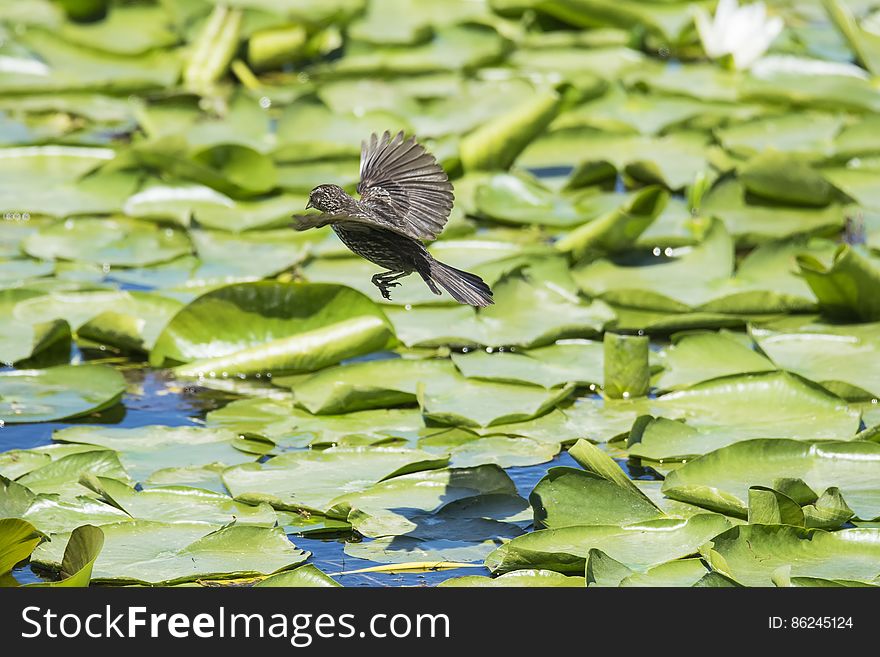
[292,131,494,307]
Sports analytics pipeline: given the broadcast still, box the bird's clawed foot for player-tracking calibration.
[372,272,405,300]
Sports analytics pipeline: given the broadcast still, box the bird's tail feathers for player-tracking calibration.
[425,260,494,308]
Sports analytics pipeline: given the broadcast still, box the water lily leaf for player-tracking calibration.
[58,5,179,56]
[419,374,573,428]
[17,449,130,498]
[83,476,276,527]
[255,564,340,587]
[446,436,559,468]
[460,87,563,172]
[485,514,732,575]
[748,486,806,526]
[27,524,104,588]
[701,180,844,246]
[330,24,507,76]
[53,425,256,484]
[31,521,308,585]
[207,398,426,448]
[535,0,696,40]
[630,372,861,460]
[716,113,844,160]
[797,245,880,321]
[275,102,408,162]
[388,268,614,348]
[326,465,520,524]
[0,518,42,575]
[619,557,712,588]
[0,314,71,368]
[706,524,880,586]
[556,186,668,261]
[1,475,130,534]
[663,439,880,520]
[150,282,395,377]
[439,569,584,587]
[823,167,880,210]
[23,217,191,267]
[603,332,649,399]
[519,129,710,191]
[473,173,601,228]
[739,152,834,207]
[223,447,448,514]
[0,28,181,93]
[0,364,125,423]
[77,293,183,353]
[287,357,451,414]
[530,466,664,529]
[573,219,734,311]
[752,321,880,399]
[451,341,604,389]
[655,331,775,391]
[822,0,880,76]
[584,548,634,586]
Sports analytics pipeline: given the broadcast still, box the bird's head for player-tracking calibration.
[306,184,346,213]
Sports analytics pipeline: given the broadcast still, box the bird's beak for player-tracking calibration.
[305,199,313,210]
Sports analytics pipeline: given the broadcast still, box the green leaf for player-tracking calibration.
[531,466,664,529]
[655,331,775,391]
[83,476,277,527]
[485,514,732,575]
[223,447,448,514]
[53,425,256,484]
[150,282,395,376]
[31,521,308,585]
[797,245,880,321]
[630,372,861,461]
[0,364,125,423]
[451,341,604,389]
[29,524,104,587]
[739,152,834,207]
[752,321,880,399]
[663,439,880,520]
[439,569,584,587]
[0,518,42,576]
[707,524,880,586]
[460,87,563,172]
[603,332,649,399]
[18,450,131,498]
[255,564,341,587]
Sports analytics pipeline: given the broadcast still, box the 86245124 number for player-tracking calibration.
[769,617,854,630]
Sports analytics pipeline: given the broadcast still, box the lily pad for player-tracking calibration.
[706,524,880,586]
[31,521,309,585]
[664,439,880,521]
[53,425,256,484]
[255,564,341,587]
[222,447,448,514]
[150,282,395,376]
[485,514,732,575]
[439,569,585,587]
[0,364,125,423]
[0,518,42,575]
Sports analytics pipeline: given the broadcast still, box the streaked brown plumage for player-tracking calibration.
[292,131,494,308]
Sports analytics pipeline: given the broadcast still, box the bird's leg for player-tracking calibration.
[371,271,408,300]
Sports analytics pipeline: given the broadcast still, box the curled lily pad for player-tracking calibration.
[0,518,42,575]
[255,564,341,587]
[150,282,395,376]
[485,514,732,575]
[797,245,880,321]
[706,524,880,586]
[1,475,130,534]
[0,364,125,423]
[663,439,880,520]
[31,521,308,585]
[83,476,277,527]
[629,372,861,460]
[16,450,131,499]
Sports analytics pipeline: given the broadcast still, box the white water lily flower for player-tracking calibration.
[695,0,784,70]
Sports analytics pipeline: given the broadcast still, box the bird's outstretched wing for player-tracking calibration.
[290,213,335,231]
[357,131,454,241]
